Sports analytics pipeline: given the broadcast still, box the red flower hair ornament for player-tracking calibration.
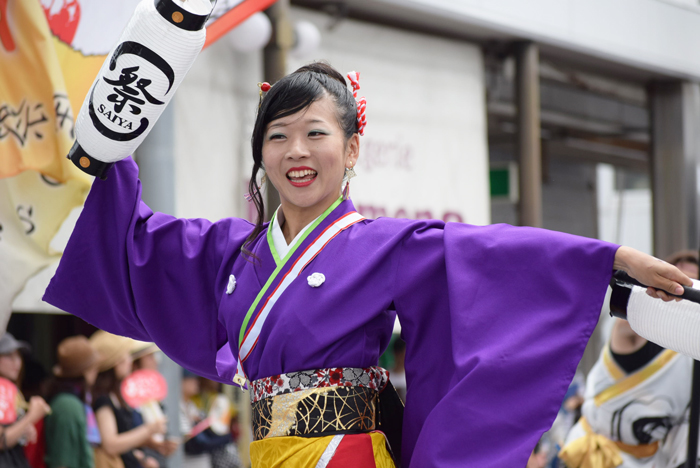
[346,71,367,136]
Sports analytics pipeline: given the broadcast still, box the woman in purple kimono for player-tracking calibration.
[44,62,690,468]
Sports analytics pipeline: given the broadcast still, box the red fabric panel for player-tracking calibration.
[203,0,279,49]
[326,433,377,468]
[23,419,46,468]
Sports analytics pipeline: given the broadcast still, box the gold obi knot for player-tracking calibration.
[559,417,659,468]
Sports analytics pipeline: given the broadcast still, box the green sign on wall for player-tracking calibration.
[489,164,518,202]
[490,167,510,198]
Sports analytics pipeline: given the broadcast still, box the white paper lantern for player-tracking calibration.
[68,0,212,178]
[227,12,272,53]
[290,20,321,59]
[627,281,700,360]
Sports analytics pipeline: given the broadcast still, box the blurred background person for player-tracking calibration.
[528,440,549,468]
[21,356,50,468]
[560,251,699,467]
[44,336,100,468]
[180,371,209,468]
[541,371,585,467]
[190,378,241,468]
[131,342,160,373]
[90,331,165,468]
[129,341,177,468]
[0,333,50,468]
[179,371,232,468]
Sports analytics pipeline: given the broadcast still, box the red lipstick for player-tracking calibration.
[286,166,318,187]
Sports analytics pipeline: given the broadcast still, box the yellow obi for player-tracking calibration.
[559,417,659,468]
[248,367,397,467]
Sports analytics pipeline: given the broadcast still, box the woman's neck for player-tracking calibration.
[278,198,338,244]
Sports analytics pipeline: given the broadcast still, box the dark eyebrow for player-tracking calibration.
[268,117,328,132]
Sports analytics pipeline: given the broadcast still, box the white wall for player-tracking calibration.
[657,0,700,9]
[172,39,263,221]
[381,0,700,81]
[289,9,490,225]
[597,164,653,254]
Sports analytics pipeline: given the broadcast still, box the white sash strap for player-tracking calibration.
[233,211,365,386]
[315,435,345,468]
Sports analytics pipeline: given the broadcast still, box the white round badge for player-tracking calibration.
[307,272,325,288]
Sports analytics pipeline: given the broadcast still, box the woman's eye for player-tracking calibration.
[309,131,327,137]
[268,134,285,140]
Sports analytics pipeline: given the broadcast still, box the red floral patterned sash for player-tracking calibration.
[250,366,389,403]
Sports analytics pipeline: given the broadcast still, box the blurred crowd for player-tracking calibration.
[0,320,412,468]
[0,330,241,468]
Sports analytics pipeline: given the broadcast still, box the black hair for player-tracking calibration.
[46,376,89,403]
[243,61,359,258]
[19,356,48,399]
[92,368,127,408]
[665,250,699,267]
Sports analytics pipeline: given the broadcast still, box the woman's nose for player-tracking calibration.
[285,136,310,159]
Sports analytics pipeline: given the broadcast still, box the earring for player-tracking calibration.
[244,172,268,202]
[342,163,356,200]
[345,162,357,180]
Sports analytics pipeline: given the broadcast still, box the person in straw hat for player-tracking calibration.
[90,331,166,468]
[44,335,100,468]
[131,341,160,373]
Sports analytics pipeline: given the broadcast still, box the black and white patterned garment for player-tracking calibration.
[562,346,694,467]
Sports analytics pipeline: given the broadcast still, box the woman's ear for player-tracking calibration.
[346,133,360,168]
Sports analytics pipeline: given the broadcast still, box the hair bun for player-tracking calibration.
[293,61,347,86]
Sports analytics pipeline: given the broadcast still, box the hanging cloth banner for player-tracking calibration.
[0,0,92,332]
[0,0,278,331]
[0,0,88,181]
[1,0,280,181]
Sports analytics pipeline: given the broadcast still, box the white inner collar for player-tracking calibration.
[271,207,321,260]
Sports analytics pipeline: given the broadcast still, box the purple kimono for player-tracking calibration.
[44,158,618,467]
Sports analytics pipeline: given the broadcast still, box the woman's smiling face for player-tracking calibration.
[262,94,359,216]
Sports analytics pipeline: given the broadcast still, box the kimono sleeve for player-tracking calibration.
[393,222,618,468]
[43,158,253,381]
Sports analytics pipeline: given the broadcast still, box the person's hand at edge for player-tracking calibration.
[614,246,693,302]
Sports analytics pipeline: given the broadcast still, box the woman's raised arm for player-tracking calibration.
[44,158,253,381]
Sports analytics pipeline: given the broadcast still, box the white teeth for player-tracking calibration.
[287,170,317,179]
